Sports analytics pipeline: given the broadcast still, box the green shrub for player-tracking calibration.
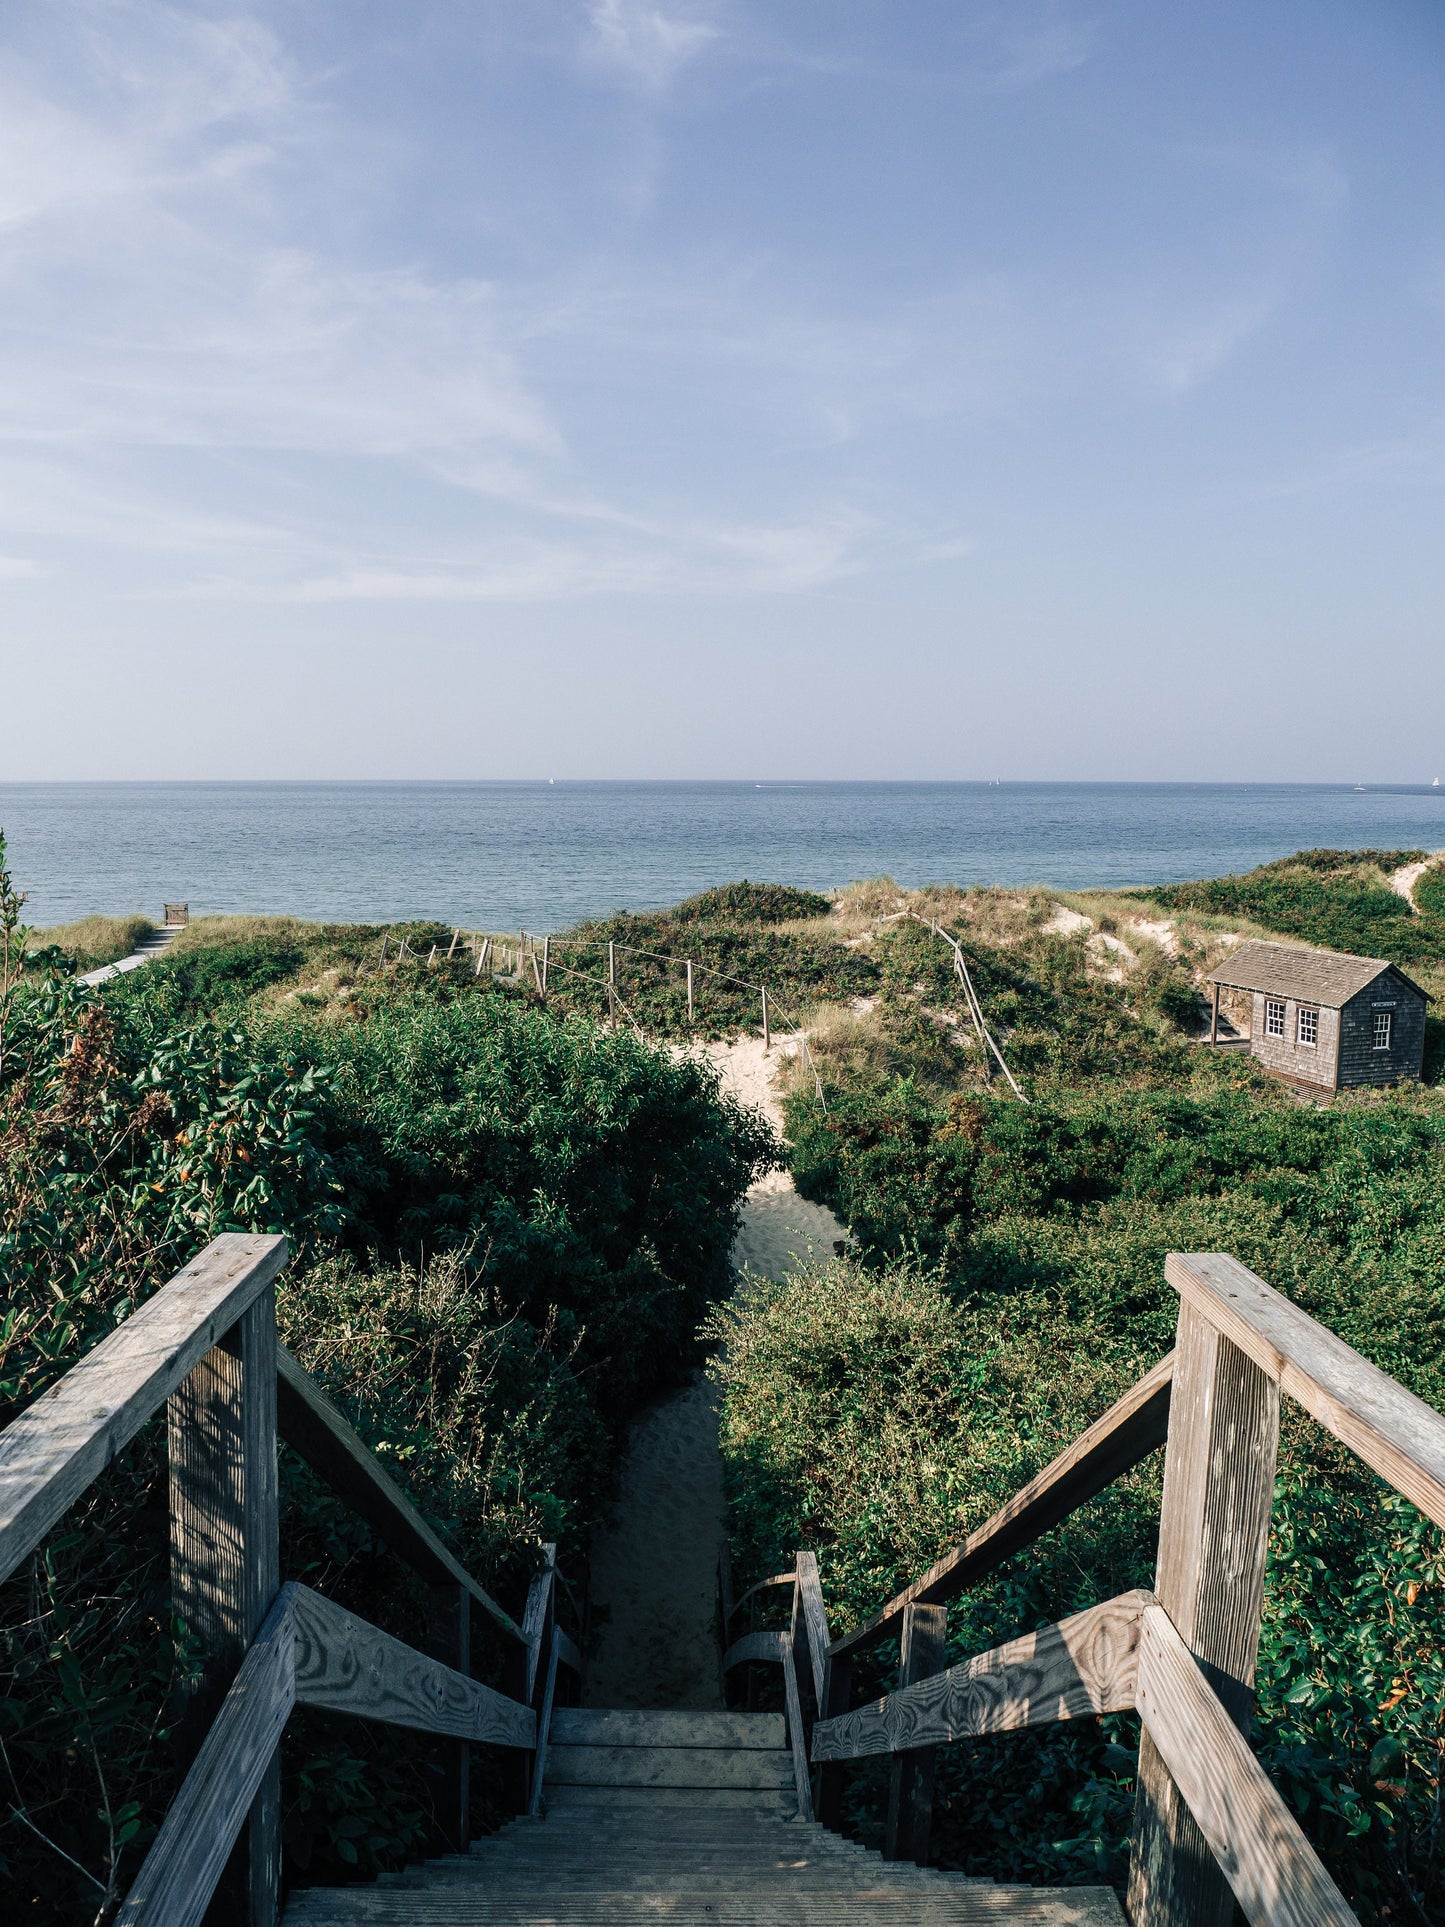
[1149,849,1445,965]
[0,950,773,1914]
[710,1251,1445,1915]
[25,913,155,974]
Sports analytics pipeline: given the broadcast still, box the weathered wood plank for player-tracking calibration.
[290,1584,534,1749]
[520,1547,556,1703]
[168,1287,281,1926]
[546,1745,792,1789]
[723,1628,789,1671]
[1167,1252,1445,1530]
[275,1347,524,1647]
[115,1585,297,1927]
[524,1622,561,1817]
[1136,1605,1359,1927]
[885,1602,946,1865]
[555,1626,583,1677]
[781,1641,814,1820]
[549,1710,785,1749]
[1128,1301,1281,1927]
[828,1354,1174,1659]
[813,1647,853,1829]
[794,1550,829,1708]
[727,1571,795,1628]
[811,1591,1150,1763]
[0,1234,287,1586]
[423,1582,471,1854]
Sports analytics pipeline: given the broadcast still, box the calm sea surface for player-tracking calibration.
[3,782,1443,932]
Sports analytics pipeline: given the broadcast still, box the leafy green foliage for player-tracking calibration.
[743,854,1445,1913]
[1149,848,1445,965]
[0,893,772,1915]
[540,889,876,1040]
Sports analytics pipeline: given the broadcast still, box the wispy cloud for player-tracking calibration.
[582,0,722,92]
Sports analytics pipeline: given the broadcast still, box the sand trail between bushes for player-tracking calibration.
[582,1033,845,1709]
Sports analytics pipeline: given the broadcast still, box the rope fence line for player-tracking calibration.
[379,923,828,1109]
[878,909,1028,1102]
[374,910,1024,1108]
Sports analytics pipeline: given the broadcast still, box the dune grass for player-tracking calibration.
[27,912,154,971]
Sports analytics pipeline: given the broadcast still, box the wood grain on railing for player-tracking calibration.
[169,1282,282,1915]
[884,1601,946,1865]
[726,1570,795,1625]
[526,1621,563,1818]
[520,1545,557,1703]
[1168,1252,1445,1531]
[1136,1604,1359,1927]
[722,1627,790,1671]
[829,1352,1175,1658]
[291,1584,535,1747]
[812,1590,1151,1763]
[0,1233,287,1586]
[1129,1298,1280,1927]
[793,1550,829,1708]
[780,1638,814,1821]
[115,1585,298,1927]
[276,1346,524,1645]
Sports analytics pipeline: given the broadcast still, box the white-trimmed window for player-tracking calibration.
[1297,1006,1319,1048]
[1373,1011,1392,1051]
[1265,998,1286,1038]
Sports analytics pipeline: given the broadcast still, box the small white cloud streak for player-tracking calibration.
[582,0,721,92]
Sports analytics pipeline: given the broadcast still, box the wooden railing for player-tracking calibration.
[0,1233,582,1927]
[722,1250,1445,1926]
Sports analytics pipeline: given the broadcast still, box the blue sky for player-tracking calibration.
[2,1,1443,780]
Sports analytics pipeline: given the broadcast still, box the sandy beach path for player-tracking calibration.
[581,1033,845,1709]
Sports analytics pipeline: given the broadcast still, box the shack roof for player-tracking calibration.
[1207,939,1429,1006]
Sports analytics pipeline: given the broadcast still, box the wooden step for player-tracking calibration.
[542,1785,792,1810]
[287,1893,1124,1923]
[551,1710,784,1750]
[547,1744,792,1790]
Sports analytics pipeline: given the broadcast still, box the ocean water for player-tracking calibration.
[2,781,1443,932]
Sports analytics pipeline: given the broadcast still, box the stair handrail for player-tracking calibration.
[0,1233,580,1927]
[723,1251,1445,1926]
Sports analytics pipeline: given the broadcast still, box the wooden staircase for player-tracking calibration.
[9,1234,1444,1925]
[284,1710,1124,1924]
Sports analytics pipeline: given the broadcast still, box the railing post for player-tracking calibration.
[813,1651,852,1829]
[884,1602,947,1864]
[1127,1297,1280,1926]
[167,1284,281,1927]
[423,1582,471,1852]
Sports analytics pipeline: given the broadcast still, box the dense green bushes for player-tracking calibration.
[1148,848,1445,965]
[752,857,1445,1914]
[710,1251,1445,1915]
[541,884,876,1040]
[0,926,772,1916]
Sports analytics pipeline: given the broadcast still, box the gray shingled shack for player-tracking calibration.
[1206,939,1428,1092]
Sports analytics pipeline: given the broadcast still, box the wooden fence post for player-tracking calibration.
[167,1288,281,1927]
[884,1602,947,1865]
[423,1582,471,1852]
[608,942,616,1025]
[1126,1298,1280,1927]
[761,987,770,1052]
[686,958,694,1024]
[814,1651,852,1828]
[541,935,549,994]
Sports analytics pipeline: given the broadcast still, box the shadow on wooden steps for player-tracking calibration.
[283,1710,1123,1925]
